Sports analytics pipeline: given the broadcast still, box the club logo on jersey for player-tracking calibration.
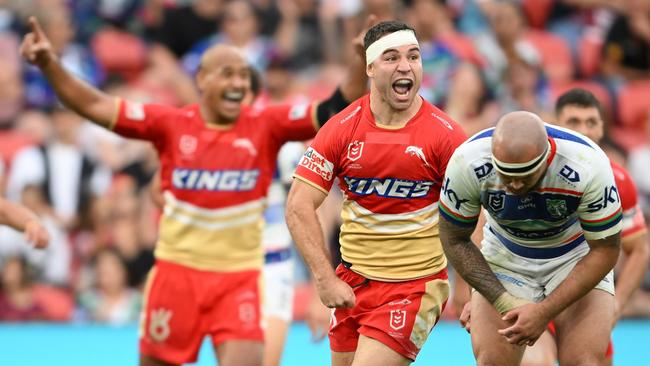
[347,141,364,161]
[179,134,198,156]
[288,103,309,120]
[344,177,433,198]
[474,162,494,180]
[148,308,172,343]
[389,310,407,331]
[125,101,145,120]
[405,146,431,167]
[432,112,453,130]
[546,199,567,218]
[442,178,469,209]
[300,147,334,181]
[172,168,259,191]
[559,165,580,183]
[487,191,505,212]
[586,186,620,213]
[232,138,258,156]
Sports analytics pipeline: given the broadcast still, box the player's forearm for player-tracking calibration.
[440,219,507,304]
[540,243,620,318]
[443,239,506,303]
[286,202,337,284]
[615,234,650,308]
[0,200,40,232]
[39,59,116,128]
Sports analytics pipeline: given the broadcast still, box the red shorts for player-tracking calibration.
[547,321,613,358]
[139,260,263,364]
[329,264,449,360]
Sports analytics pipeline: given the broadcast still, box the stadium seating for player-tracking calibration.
[550,80,612,115]
[521,0,554,29]
[525,30,574,84]
[578,35,603,78]
[611,81,650,150]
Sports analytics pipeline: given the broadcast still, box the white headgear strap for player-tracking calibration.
[492,141,551,177]
[365,30,420,66]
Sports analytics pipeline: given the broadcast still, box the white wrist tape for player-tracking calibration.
[365,30,419,65]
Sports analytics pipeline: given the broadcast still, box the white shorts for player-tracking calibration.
[481,229,614,303]
[263,252,294,322]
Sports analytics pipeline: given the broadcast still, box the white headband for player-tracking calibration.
[492,141,551,177]
[365,30,420,66]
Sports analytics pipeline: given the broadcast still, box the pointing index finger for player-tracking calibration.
[29,16,46,41]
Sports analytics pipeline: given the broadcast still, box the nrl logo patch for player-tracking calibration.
[347,140,364,161]
[546,199,567,218]
[389,310,407,331]
[487,191,505,212]
[179,134,198,156]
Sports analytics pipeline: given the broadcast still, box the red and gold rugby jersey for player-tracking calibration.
[294,95,467,281]
[110,99,318,271]
[612,161,647,239]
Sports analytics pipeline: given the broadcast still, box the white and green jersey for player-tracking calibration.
[439,124,622,259]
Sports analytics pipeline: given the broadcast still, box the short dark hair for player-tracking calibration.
[555,88,604,120]
[363,21,416,50]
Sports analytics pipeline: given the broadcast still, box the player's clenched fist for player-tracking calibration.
[20,16,57,68]
[316,276,356,309]
[23,219,49,249]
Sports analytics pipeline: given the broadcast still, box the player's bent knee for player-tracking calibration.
[558,354,603,366]
[475,349,522,366]
[216,340,264,366]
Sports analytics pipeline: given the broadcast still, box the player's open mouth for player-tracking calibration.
[223,91,244,103]
[392,79,413,98]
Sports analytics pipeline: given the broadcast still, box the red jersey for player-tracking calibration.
[111,99,318,271]
[611,161,647,239]
[294,95,467,280]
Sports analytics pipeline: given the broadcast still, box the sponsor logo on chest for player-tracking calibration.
[172,168,259,191]
[344,176,433,198]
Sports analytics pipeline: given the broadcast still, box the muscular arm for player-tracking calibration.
[451,211,486,314]
[440,215,508,304]
[539,233,621,319]
[20,17,117,129]
[615,232,650,315]
[286,179,335,284]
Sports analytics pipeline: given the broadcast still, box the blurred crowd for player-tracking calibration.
[1,0,650,325]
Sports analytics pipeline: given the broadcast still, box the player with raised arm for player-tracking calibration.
[21,15,369,366]
[439,111,622,366]
[286,21,467,366]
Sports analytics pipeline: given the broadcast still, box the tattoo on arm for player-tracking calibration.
[439,217,507,303]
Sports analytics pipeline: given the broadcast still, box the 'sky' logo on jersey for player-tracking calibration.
[586,186,620,213]
[347,141,364,161]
